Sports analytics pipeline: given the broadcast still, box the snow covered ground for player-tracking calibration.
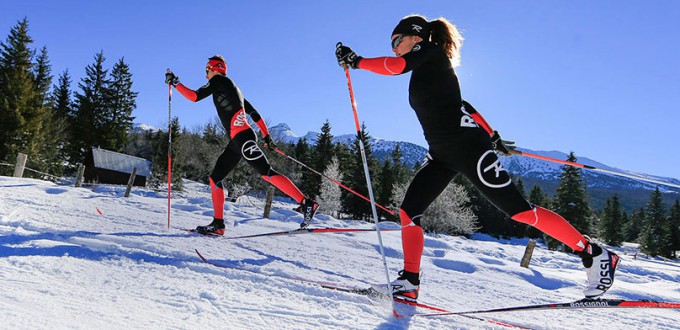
[1,176,679,329]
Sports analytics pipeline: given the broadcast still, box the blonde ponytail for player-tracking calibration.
[429,17,464,67]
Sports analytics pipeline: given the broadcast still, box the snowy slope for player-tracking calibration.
[1,176,679,329]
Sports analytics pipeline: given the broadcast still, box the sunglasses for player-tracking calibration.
[391,35,406,49]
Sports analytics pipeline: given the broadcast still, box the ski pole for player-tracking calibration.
[271,147,395,216]
[338,42,398,315]
[509,149,680,189]
[166,69,173,229]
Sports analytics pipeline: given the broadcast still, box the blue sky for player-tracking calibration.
[2,1,679,179]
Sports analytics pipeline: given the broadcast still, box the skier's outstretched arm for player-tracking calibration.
[165,70,213,102]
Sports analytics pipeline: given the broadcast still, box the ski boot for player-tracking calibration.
[195,218,225,236]
[580,242,620,298]
[390,270,420,302]
[297,198,319,229]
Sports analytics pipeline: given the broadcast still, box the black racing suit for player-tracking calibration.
[175,74,306,221]
[360,41,532,222]
[357,41,589,274]
[176,75,276,183]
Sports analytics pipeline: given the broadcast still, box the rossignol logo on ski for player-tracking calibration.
[241,140,263,161]
[476,150,511,188]
[570,300,611,307]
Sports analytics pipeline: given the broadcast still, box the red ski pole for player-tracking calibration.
[271,147,395,216]
[509,149,680,189]
[166,70,173,229]
[338,42,398,315]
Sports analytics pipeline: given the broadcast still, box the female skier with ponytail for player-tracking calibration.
[336,15,619,302]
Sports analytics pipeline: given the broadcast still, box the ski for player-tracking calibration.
[411,298,680,317]
[177,226,398,239]
[393,297,529,329]
[195,249,525,328]
[194,249,387,298]
[225,227,399,239]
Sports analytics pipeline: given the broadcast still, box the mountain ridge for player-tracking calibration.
[268,122,680,211]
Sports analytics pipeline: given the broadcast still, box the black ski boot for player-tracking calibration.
[195,218,225,236]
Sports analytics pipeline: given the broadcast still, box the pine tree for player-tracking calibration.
[317,157,343,218]
[624,208,645,242]
[599,194,624,246]
[294,138,315,197]
[50,70,74,168]
[528,185,550,207]
[551,152,592,250]
[31,46,60,175]
[103,57,137,151]
[669,200,680,258]
[0,18,36,163]
[390,144,412,193]
[149,117,183,190]
[639,188,671,257]
[309,120,335,197]
[376,158,395,219]
[343,124,379,220]
[71,51,111,163]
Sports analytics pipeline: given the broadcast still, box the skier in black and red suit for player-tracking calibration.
[336,15,619,301]
[165,55,318,234]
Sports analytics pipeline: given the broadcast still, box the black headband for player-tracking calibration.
[391,16,430,38]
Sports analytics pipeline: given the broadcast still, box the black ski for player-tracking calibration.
[411,298,680,317]
[195,249,525,328]
[177,226,398,239]
[225,227,398,239]
[194,249,387,297]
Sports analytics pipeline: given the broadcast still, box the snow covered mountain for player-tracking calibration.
[269,123,680,210]
[269,123,428,167]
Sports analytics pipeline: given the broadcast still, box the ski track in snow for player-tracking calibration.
[1,176,679,329]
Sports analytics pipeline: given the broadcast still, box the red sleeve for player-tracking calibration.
[357,57,406,75]
[176,83,198,102]
[471,112,493,136]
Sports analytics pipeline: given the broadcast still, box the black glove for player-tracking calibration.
[263,135,277,150]
[165,70,179,86]
[490,131,516,156]
[335,43,362,69]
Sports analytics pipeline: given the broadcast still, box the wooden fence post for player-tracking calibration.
[263,186,275,219]
[124,167,137,197]
[13,153,27,178]
[75,164,85,187]
[520,239,537,268]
